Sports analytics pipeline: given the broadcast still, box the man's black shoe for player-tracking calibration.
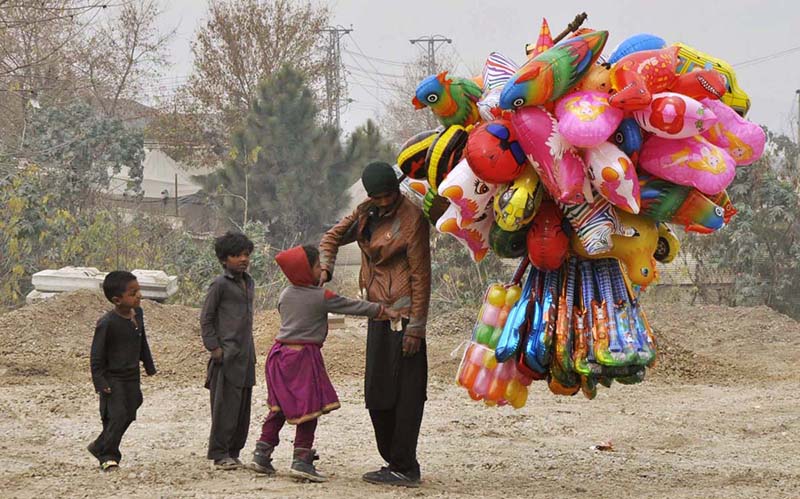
[362,467,420,488]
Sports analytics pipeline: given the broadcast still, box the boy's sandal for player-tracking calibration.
[101,460,119,472]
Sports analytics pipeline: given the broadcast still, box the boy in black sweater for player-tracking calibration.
[88,271,156,471]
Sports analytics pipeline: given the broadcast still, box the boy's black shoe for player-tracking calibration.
[362,467,420,488]
[100,460,119,472]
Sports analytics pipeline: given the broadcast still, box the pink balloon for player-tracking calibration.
[467,342,486,365]
[701,98,766,166]
[473,368,492,397]
[511,106,587,204]
[585,142,641,214]
[481,304,501,327]
[555,91,624,148]
[639,135,736,195]
[633,92,717,139]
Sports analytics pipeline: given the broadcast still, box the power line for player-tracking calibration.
[345,75,392,108]
[732,44,800,69]
[345,32,405,91]
[343,63,405,81]
[448,44,472,76]
[341,48,412,68]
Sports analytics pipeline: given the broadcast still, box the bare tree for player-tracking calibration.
[146,0,333,167]
[0,0,172,158]
[0,1,100,148]
[77,0,174,116]
[189,0,329,119]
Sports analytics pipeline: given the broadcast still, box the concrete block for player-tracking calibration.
[31,267,103,292]
[131,269,179,301]
[30,266,179,302]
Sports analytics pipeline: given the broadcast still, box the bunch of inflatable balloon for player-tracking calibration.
[396,19,766,405]
[456,256,655,403]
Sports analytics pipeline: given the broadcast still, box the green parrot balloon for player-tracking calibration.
[413,71,483,127]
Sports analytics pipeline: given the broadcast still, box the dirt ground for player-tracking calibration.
[0,290,798,498]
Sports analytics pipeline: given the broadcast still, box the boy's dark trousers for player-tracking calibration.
[207,362,252,460]
[89,378,143,464]
[365,319,427,478]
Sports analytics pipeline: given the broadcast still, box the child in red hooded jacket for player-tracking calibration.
[249,244,400,482]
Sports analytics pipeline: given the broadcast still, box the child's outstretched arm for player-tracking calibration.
[323,289,396,319]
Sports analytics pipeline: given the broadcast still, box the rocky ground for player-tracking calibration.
[0,290,798,498]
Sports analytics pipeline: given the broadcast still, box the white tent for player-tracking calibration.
[106,148,215,199]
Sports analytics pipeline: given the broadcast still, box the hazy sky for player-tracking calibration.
[155,0,799,137]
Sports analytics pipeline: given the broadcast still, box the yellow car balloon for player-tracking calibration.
[493,165,543,232]
[673,42,750,117]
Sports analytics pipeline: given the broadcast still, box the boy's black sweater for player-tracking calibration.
[90,307,156,393]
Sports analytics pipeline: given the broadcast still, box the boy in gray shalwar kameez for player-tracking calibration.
[200,231,256,469]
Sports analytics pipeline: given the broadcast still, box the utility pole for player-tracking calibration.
[409,35,452,75]
[320,26,352,129]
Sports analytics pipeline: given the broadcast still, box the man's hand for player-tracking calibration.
[402,335,422,357]
[318,269,330,287]
[210,347,224,364]
[145,368,157,376]
[101,387,112,395]
[386,308,402,320]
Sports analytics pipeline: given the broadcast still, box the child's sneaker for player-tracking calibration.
[289,448,327,482]
[249,441,276,475]
[100,460,119,472]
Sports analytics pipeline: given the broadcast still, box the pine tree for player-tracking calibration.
[199,66,395,245]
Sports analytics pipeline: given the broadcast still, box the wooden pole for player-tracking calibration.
[552,12,589,44]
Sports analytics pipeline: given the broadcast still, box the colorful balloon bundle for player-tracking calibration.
[456,257,655,404]
[397,19,766,405]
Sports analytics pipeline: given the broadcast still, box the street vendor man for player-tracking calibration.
[319,161,431,488]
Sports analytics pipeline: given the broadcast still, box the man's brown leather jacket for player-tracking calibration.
[319,195,431,338]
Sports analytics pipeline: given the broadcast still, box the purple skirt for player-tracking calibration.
[265,342,340,424]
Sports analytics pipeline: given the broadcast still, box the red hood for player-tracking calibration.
[275,246,316,287]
